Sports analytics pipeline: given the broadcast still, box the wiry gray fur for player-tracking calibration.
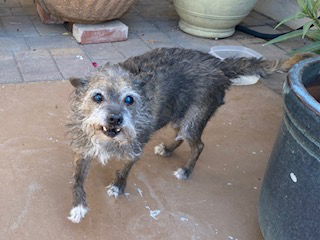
[67,47,287,223]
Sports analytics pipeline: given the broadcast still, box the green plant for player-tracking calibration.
[267,0,320,54]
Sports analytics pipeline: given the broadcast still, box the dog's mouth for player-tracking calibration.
[101,126,122,138]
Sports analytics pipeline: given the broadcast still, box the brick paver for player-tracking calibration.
[0,0,309,94]
[14,49,62,82]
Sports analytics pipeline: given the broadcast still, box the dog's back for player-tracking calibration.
[120,48,231,131]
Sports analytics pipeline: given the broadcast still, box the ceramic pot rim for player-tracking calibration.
[288,57,320,115]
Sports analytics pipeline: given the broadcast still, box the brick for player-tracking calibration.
[36,3,63,24]
[73,21,128,44]
[15,49,62,82]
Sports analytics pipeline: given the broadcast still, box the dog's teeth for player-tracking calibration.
[102,126,107,131]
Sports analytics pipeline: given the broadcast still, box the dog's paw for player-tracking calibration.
[106,184,121,198]
[68,204,88,223]
[154,143,170,157]
[173,168,190,180]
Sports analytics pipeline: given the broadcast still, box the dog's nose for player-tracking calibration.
[107,114,123,126]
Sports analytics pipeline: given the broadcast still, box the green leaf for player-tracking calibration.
[265,30,303,45]
[315,0,320,11]
[275,12,306,29]
[302,20,315,38]
[291,41,320,54]
[297,0,307,11]
[307,30,320,40]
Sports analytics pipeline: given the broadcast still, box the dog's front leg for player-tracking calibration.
[106,159,137,198]
[68,154,92,223]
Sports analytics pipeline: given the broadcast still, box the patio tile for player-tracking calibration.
[1,15,38,36]
[19,0,34,6]
[0,51,22,83]
[14,49,62,82]
[0,0,21,7]
[10,6,37,16]
[0,36,29,51]
[112,37,151,58]
[238,37,288,59]
[25,35,79,50]
[241,10,277,27]
[0,7,11,16]
[81,42,124,60]
[30,16,68,36]
[50,48,94,79]
[139,31,178,49]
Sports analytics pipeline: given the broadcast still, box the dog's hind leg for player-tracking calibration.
[154,126,183,157]
[106,159,137,198]
[174,139,204,180]
[173,104,217,180]
[68,154,91,223]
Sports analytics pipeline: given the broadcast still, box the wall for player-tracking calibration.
[254,0,308,29]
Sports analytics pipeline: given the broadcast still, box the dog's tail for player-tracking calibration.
[219,53,315,80]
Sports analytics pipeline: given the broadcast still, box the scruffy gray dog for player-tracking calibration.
[67,47,308,223]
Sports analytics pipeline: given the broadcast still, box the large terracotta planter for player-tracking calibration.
[36,0,136,23]
[173,0,258,38]
[259,57,320,239]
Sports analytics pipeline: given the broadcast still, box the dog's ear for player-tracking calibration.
[69,77,88,88]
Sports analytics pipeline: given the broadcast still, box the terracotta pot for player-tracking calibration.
[173,0,258,38]
[36,0,136,23]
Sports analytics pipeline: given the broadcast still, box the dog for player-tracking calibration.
[67,47,311,223]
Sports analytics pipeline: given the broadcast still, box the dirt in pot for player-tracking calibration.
[306,75,320,102]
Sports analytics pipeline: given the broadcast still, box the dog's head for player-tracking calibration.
[69,65,143,145]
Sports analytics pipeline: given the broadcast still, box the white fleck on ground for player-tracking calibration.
[290,172,298,183]
[180,217,189,222]
[137,188,143,197]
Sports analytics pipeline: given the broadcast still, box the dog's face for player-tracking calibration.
[70,66,141,145]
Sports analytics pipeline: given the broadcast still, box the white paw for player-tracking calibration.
[174,168,188,180]
[68,204,88,223]
[154,143,166,156]
[106,184,120,198]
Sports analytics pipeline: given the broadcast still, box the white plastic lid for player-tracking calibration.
[209,45,264,60]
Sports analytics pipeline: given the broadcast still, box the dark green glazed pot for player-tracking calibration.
[259,57,320,240]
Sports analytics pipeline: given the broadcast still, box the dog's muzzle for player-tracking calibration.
[101,113,123,138]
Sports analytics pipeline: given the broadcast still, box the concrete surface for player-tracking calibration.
[0,81,283,240]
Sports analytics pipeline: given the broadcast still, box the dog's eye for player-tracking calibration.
[124,95,134,105]
[92,93,103,103]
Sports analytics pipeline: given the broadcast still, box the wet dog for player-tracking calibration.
[67,47,311,223]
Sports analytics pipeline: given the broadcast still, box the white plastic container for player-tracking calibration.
[209,46,264,85]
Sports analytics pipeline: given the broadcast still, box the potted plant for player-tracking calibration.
[36,0,136,23]
[259,1,320,239]
[266,0,320,54]
[173,0,258,38]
